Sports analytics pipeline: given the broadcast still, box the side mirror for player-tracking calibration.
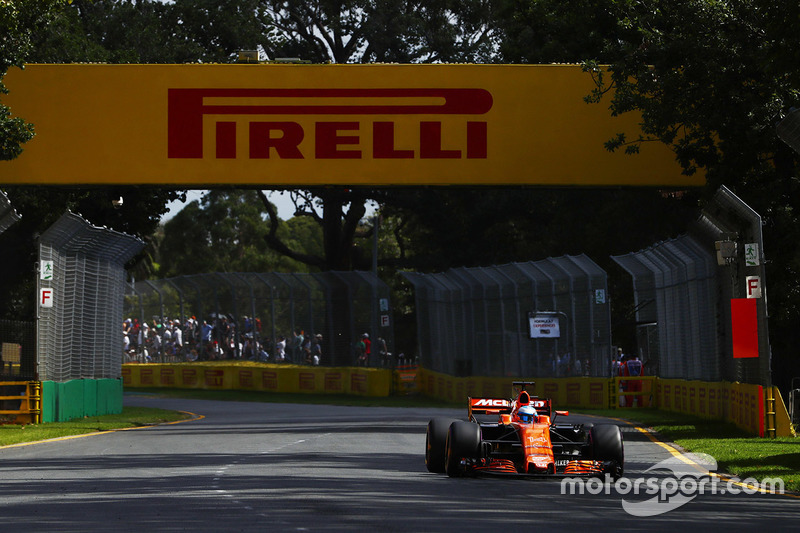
[555,410,569,416]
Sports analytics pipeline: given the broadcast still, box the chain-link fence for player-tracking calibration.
[0,192,34,381]
[612,186,771,386]
[0,190,20,234]
[612,234,719,380]
[37,212,144,382]
[124,271,395,368]
[0,319,35,381]
[402,254,611,378]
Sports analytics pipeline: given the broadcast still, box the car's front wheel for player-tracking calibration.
[426,418,457,473]
[590,424,624,479]
[445,421,481,477]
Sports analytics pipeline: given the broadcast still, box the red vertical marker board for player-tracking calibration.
[731,298,759,358]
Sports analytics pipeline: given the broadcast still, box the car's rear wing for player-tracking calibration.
[468,397,512,418]
[527,398,552,418]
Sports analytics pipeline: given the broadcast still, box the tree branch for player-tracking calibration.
[256,190,324,268]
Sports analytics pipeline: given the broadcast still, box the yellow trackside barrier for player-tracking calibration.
[0,381,42,424]
[393,365,418,395]
[417,368,792,438]
[765,386,795,438]
[610,376,656,408]
[122,363,392,397]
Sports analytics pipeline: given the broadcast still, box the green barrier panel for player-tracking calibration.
[41,378,124,422]
[41,380,57,423]
[97,378,123,414]
[83,379,98,418]
[59,380,85,421]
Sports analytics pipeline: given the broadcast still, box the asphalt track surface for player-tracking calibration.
[0,394,797,532]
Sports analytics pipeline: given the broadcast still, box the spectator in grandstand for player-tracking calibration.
[172,319,183,352]
[201,320,213,343]
[122,320,131,360]
[162,320,172,345]
[302,334,313,364]
[625,354,645,406]
[355,334,368,366]
[138,322,148,349]
[275,335,286,362]
[362,333,371,365]
[292,329,304,364]
[128,319,138,351]
[243,336,256,360]
[611,348,622,378]
[376,336,389,367]
[256,342,270,362]
[310,334,322,366]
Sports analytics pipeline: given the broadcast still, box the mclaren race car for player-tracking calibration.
[425,382,623,478]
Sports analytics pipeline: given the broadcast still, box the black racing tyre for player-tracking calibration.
[426,418,458,473]
[445,421,481,477]
[590,424,624,478]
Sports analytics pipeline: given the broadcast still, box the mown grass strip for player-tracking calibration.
[584,408,800,493]
[0,407,192,447]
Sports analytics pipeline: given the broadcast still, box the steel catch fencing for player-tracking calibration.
[37,212,144,382]
[401,254,612,378]
[611,186,771,386]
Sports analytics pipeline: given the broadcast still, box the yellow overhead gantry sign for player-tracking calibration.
[0,64,702,186]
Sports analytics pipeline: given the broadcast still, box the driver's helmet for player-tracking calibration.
[517,405,538,424]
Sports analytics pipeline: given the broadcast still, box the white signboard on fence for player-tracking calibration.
[744,243,760,266]
[40,260,54,280]
[40,288,54,308]
[529,315,561,338]
[746,276,762,299]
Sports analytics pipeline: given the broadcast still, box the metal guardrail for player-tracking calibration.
[0,381,42,424]
[609,376,656,408]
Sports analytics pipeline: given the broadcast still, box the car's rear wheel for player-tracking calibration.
[590,424,624,478]
[445,421,481,477]
[425,418,457,473]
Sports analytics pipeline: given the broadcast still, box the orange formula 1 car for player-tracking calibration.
[425,382,623,478]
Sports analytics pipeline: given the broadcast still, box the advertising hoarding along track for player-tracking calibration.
[0,64,703,186]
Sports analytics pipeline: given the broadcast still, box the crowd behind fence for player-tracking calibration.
[124,272,397,368]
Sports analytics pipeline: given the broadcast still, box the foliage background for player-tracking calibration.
[0,0,798,391]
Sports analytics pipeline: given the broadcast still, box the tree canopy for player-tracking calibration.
[1,0,69,159]
[158,190,321,277]
[1,0,799,385]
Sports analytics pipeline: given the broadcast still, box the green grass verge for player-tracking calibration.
[583,407,800,493]
[0,407,191,447]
